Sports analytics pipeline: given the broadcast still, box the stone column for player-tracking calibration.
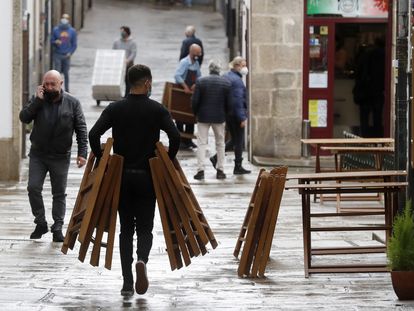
[0,0,22,181]
[250,0,303,158]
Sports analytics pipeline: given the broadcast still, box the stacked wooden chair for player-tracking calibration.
[61,138,123,270]
[234,166,288,278]
[149,142,218,270]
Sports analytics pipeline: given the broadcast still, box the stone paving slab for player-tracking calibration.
[1,0,413,310]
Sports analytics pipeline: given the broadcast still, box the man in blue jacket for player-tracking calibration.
[51,13,77,92]
[222,56,251,175]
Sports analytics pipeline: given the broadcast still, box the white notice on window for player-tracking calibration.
[309,71,328,88]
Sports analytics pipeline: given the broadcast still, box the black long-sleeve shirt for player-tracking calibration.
[89,94,180,170]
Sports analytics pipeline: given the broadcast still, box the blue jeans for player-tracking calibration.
[53,53,71,92]
[27,153,70,232]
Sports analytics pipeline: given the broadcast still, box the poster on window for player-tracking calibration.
[309,99,327,127]
[307,0,388,18]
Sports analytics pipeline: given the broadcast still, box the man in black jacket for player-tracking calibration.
[192,59,232,180]
[19,70,88,242]
[89,64,180,296]
[179,25,204,66]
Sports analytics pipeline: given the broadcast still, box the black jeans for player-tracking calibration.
[359,102,384,137]
[226,116,245,164]
[27,153,70,232]
[118,169,156,284]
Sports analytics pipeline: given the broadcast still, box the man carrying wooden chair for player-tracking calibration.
[89,64,180,296]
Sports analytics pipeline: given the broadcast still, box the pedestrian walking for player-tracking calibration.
[113,26,137,97]
[51,13,77,92]
[19,70,88,242]
[179,25,204,66]
[212,56,251,175]
[89,64,180,296]
[192,59,232,180]
[174,43,202,149]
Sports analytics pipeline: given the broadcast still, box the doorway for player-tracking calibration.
[334,23,387,138]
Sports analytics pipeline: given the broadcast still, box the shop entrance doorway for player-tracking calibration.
[334,23,387,138]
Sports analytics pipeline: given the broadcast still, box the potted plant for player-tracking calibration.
[387,201,414,300]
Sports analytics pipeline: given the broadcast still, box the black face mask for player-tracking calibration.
[43,90,60,102]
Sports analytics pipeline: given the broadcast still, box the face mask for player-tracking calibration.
[240,67,249,76]
[146,82,152,97]
[194,56,199,62]
[61,18,69,25]
[121,31,127,39]
[44,90,60,102]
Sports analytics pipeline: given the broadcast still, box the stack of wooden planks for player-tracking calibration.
[149,142,217,270]
[234,166,288,278]
[61,138,123,270]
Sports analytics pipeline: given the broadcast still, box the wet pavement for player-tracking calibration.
[1,0,414,310]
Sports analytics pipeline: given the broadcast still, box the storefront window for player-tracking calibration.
[307,0,388,18]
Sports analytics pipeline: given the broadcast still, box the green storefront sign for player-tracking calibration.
[307,0,388,17]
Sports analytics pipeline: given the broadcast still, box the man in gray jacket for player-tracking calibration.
[19,70,88,242]
[192,59,232,180]
[113,26,137,97]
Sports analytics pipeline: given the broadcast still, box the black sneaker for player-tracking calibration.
[52,230,64,242]
[193,170,204,180]
[234,166,251,175]
[209,155,217,169]
[188,141,197,149]
[30,223,48,239]
[135,260,149,295]
[216,169,226,179]
[121,283,134,296]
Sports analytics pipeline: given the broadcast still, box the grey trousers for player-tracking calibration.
[27,154,70,232]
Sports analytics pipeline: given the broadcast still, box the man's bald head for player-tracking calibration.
[189,44,202,64]
[189,44,201,55]
[43,70,63,92]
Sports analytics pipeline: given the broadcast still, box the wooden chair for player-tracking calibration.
[236,166,288,278]
[148,142,217,271]
[62,138,123,270]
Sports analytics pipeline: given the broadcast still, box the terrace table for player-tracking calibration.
[285,170,407,277]
[301,138,394,173]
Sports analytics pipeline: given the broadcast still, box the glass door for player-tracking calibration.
[303,21,335,138]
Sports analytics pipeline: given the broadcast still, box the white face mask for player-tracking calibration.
[240,66,249,76]
[61,18,69,25]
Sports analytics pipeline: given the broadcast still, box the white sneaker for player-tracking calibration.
[135,260,149,295]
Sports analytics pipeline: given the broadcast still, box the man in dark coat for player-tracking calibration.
[19,70,88,242]
[89,64,180,296]
[179,25,204,66]
[192,59,232,180]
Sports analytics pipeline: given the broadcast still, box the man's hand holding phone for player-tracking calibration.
[36,85,45,100]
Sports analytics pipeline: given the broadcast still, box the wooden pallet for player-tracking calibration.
[61,138,123,270]
[149,142,217,271]
[235,166,288,278]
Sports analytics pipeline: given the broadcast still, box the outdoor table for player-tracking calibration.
[285,170,407,277]
[301,138,394,173]
[319,146,394,171]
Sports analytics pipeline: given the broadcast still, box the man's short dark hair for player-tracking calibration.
[128,64,152,87]
[121,26,131,36]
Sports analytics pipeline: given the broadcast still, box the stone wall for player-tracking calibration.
[0,0,22,181]
[250,0,303,158]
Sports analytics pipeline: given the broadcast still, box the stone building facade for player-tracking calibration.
[249,0,304,159]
